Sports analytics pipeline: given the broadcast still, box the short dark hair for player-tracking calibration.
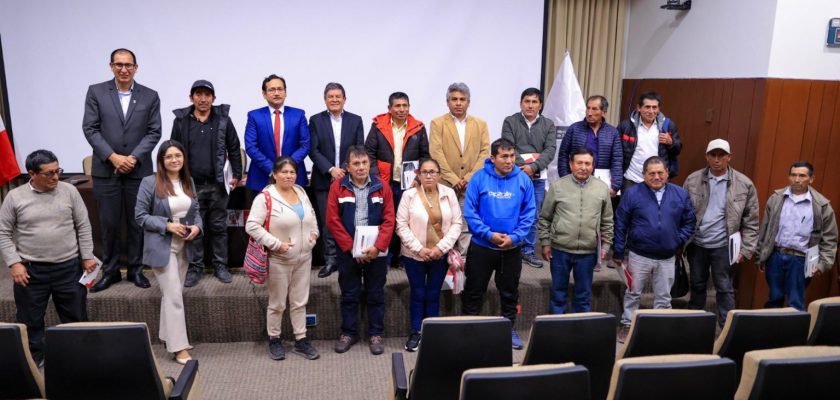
[418,158,441,172]
[790,160,814,177]
[346,145,369,162]
[388,92,409,107]
[324,82,346,98]
[638,92,662,106]
[587,95,609,112]
[25,149,58,172]
[520,87,543,103]
[262,74,287,92]
[110,48,136,64]
[570,148,595,162]
[642,156,667,173]
[491,138,516,156]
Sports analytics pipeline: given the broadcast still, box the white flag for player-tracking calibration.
[543,51,586,182]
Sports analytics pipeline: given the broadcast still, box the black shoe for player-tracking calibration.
[318,264,336,278]
[269,337,285,360]
[404,332,421,352]
[214,265,232,283]
[184,267,202,287]
[90,272,121,293]
[293,337,320,360]
[334,334,358,353]
[128,270,151,289]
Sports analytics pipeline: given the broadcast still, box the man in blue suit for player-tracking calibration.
[308,82,365,278]
[244,74,310,193]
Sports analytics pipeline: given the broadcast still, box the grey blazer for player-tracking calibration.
[135,175,203,267]
[83,79,162,178]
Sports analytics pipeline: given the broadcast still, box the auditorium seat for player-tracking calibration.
[606,354,737,400]
[82,155,92,176]
[733,346,840,400]
[713,308,809,374]
[459,363,590,400]
[45,322,200,400]
[806,296,840,345]
[0,322,45,399]
[391,316,512,400]
[521,313,614,400]
[617,309,716,359]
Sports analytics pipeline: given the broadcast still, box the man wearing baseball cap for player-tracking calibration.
[171,80,242,286]
[683,138,758,327]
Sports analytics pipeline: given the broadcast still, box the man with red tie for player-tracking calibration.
[244,74,311,195]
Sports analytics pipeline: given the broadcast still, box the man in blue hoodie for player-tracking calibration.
[462,138,536,349]
[613,156,695,343]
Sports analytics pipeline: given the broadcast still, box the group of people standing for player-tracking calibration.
[1,47,837,367]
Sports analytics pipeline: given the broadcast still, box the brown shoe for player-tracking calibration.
[617,325,631,344]
[334,334,358,353]
[369,335,384,355]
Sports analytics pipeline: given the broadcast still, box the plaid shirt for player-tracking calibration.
[351,176,372,227]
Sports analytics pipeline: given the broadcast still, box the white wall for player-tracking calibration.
[624,0,778,79]
[768,0,840,80]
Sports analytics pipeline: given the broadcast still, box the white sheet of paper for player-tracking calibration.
[223,160,233,195]
[401,161,419,190]
[79,256,103,288]
[593,169,611,188]
[805,246,820,278]
[352,225,389,258]
[728,231,742,265]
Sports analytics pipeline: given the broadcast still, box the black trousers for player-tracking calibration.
[92,175,143,275]
[14,258,87,361]
[191,183,229,270]
[314,190,338,266]
[461,244,522,323]
[337,252,387,337]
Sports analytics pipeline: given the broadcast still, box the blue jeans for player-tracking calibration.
[402,256,449,333]
[549,249,597,313]
[764,250,809,311]
[523,179,545,255]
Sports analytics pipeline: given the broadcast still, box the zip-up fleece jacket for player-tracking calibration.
[245,184,318,265]
[539,175,614,254]
[325,174,395,254]
[464,158,535,250]
[365,113,429,183]
[614,182,696,260]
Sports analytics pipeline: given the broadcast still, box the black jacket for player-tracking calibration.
[171,104,242,184]
[617,110,682,177]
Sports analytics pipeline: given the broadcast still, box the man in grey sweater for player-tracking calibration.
[538,148,613,313]
[0,150,96,366]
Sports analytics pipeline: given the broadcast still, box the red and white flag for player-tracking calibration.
[0,116,21,185]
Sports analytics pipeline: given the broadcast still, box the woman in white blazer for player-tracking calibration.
[396,158,462,352]
[135,140,202,364]
[246,156,320,361]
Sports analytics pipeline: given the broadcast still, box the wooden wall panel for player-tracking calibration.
[620,77,840,309]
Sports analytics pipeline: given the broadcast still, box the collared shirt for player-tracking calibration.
[775,187,814,252]
[392,119,407,182]
[187,111,216,180]
[625,121,660,183]
[585,125,600,168]
[116,80,135,117]
[28,181,44,193]
[695,169,730,248]
[653,186,666,205]
[574,175,592,187]
[271,105,285,152]
[351,176,372,227]
[330,111,343,167]
[522,113,539,130]
[451,114,467,151]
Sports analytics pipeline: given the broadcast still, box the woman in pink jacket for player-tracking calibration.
[396,158,462,352]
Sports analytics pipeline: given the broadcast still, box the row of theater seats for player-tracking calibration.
[392,296,840,400]
[0,322,199,400]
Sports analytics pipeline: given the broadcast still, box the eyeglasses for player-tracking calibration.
[111,63,136,70]
[419,170,440,177]
[36,168,63,178]
[265,87,286,94]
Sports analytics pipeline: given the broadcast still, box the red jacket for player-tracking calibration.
[364,113,429,183]
[326,174,395,253]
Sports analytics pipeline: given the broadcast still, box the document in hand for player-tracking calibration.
[728,232,742,265]
[805,246,820,278]
[520,153,546,180]
[401,161,419,190]
[352,225,389,258]
[78,256,103,288]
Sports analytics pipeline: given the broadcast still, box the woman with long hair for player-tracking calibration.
[135,140,201,364]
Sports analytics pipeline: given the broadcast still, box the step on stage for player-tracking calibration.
[0,263,626,342]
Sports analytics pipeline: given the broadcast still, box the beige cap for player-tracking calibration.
[706,139,730,154]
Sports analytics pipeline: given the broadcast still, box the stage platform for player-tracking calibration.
[1,261,634,342]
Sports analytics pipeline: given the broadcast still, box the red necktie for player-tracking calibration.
[274,110,282,156]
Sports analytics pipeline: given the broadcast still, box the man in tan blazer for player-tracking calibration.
[429,82,490,254]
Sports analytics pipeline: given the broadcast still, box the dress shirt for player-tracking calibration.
[694,170,729,248]
[271,105,285,152]
[392,119,406,182]
[625,122,659,183]
[452,114,467,151]
[330,111,343,167]
[116,80,134,117]
[775,187,814,252]
[351,176,372,227]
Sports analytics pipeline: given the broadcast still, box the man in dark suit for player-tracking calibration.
[244,74,310,194]
[308,82,365,278]
[83,48,162,292]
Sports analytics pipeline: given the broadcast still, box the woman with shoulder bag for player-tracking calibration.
[245,156,320,361]
[135,140,202,365]
[396,158,462,352]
